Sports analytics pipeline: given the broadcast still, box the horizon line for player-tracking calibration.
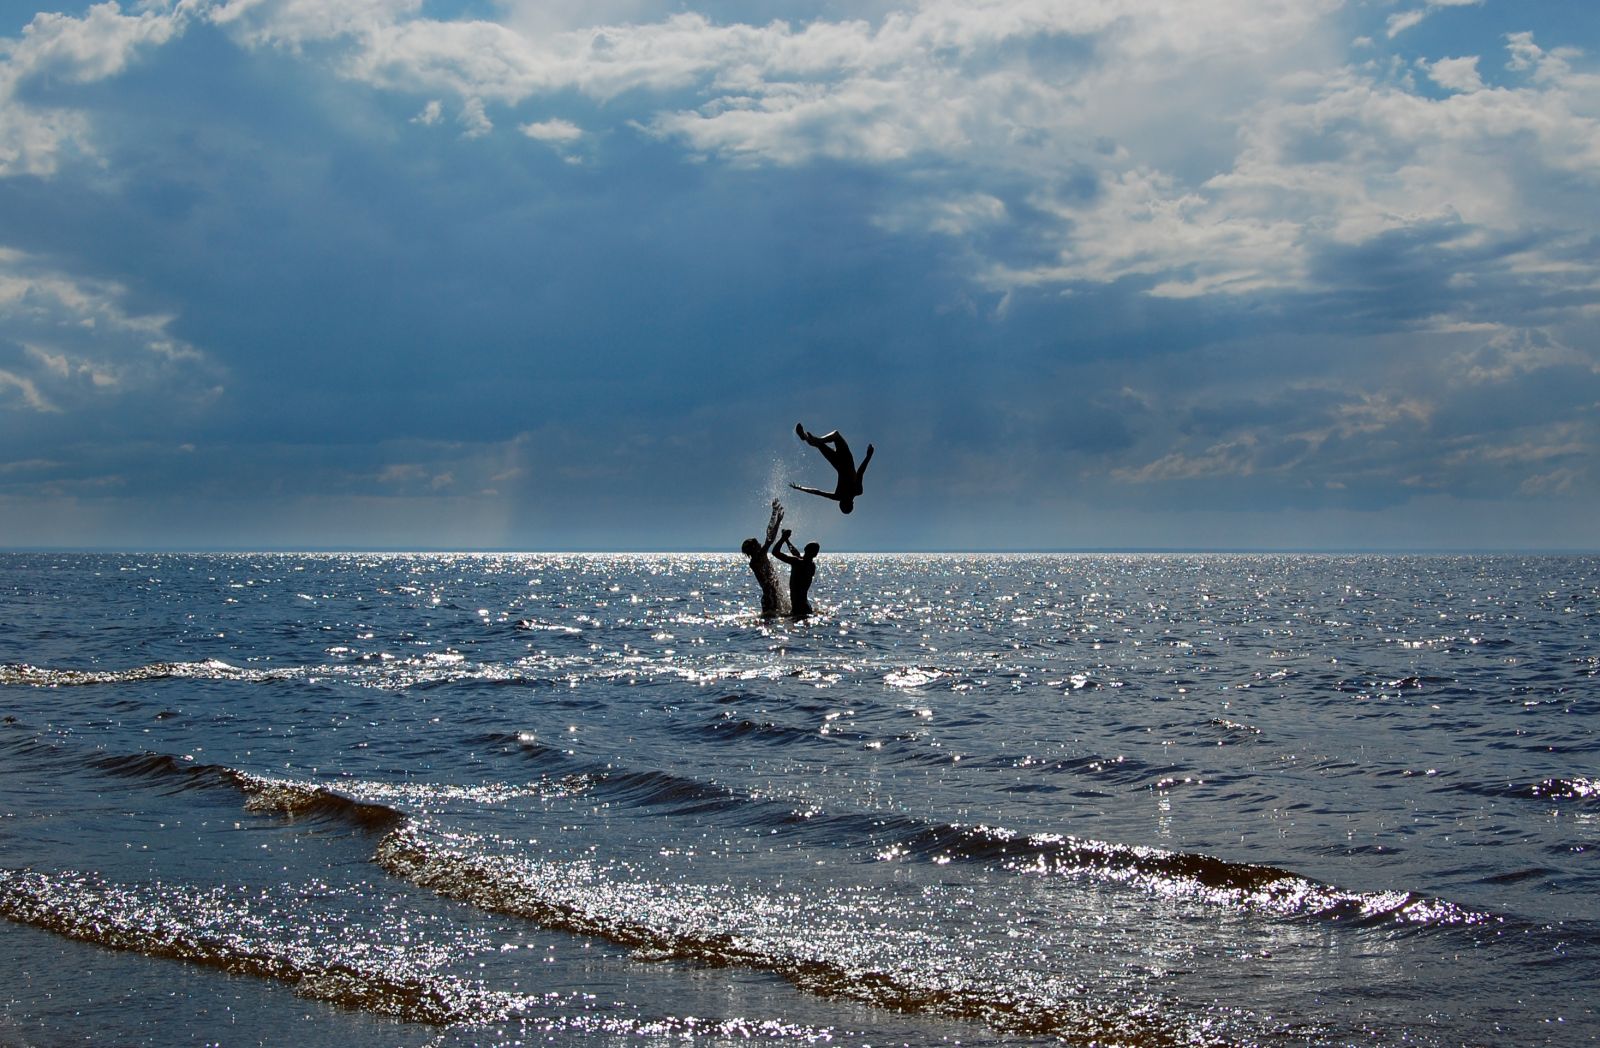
[4,546,1598,556]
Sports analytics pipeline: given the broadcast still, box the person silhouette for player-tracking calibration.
[791,424,873,513]
[740,499,789,618]
[772,529,818,618]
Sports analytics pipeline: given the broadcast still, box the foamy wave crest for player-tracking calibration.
[1447,776,1600,806]
[2,656,576,694]
[1527,776,1600,801]
[0,869,534,1024]
[0,660,288,687]
[511,1010,841,1041]
[230,772,410,833]
[232,769,591,819]
[894,823,1498,927]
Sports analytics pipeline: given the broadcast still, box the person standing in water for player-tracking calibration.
[791,424,873,514]
[741,499,789,618]
[772,529,819,618]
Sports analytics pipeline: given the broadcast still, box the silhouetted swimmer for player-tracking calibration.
[772,529,818,618]
[791,423,873,513]
[741,499,789,618]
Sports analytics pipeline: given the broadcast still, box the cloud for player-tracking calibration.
[1424,55,1482,93]
[0,246,221,422]
[520,117,584,143]
[518,117,588,160]
[1386,0,1482,39]
[1112,436,1261,484]
[457,95,492,137]
[0,1,196,175]
[411,98,442,124]
[995,166,1309,297]
[1454,326,1593,385]
[987,30,1600,328]
[0,366,56,412]
[8,2,191,83]
[875,192,1007,238]
[205,0,423,51]
[185,0,1340,175]
[1079,312,1600,513]
[15,3,1590,318]
[1386,11,1427,39]
[11,4,1594,306]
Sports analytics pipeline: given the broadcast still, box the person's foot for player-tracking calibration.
[795,422,806,439]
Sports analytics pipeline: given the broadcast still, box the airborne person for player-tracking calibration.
[790,424,873,514]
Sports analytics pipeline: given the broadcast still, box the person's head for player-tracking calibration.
[840,498,854,514]
[804,542,820,559]
[740,538,761,557]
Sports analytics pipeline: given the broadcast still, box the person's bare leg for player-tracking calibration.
[797,424,845,448]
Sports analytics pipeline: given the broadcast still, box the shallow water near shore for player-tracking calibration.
[2,552,1596,1046]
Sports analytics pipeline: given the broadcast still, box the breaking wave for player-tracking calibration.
[0,869,532,1025]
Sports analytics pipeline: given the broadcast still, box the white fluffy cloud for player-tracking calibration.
[3,1,1594,389]
[122,0,1585,325]
[998,31,1600,316]
[0,1,195,174]
[1386,0,1482,39]
[10,3,1593,310]
[0,247,221,415]
[1425,55,1482,93]
[205,0,421,50]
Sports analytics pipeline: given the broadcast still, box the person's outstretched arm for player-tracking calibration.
[764,505,784,550]
[856,443,874,480]
[790,483,841,502]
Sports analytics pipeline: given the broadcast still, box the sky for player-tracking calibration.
[0,0,1596,551]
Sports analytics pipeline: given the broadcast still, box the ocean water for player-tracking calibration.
[1,551,1596,1047]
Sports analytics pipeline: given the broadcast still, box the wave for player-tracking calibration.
[0,734,1509,1041]
[0,868,848,1040]
[8,726,1507,958]
[0,868,532,1025]
[2,656,593,695]
[0,660,289,687]
[229,771,409,833]
[82,750,410,833]
[463,729,1503,930]
[82,747,591,833]
[372,823,1227,1044]
[1444,776,1600,805]
[1525,776,1599,801]
[14,720,1509,932]
[499,1011,842,1041]
[885,822,1497,927]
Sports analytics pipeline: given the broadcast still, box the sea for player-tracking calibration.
[1,552,1596,1047]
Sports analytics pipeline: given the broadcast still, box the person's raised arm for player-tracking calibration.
[856,443,874,480]
[764,502,784,550]
[789,483,841,502]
